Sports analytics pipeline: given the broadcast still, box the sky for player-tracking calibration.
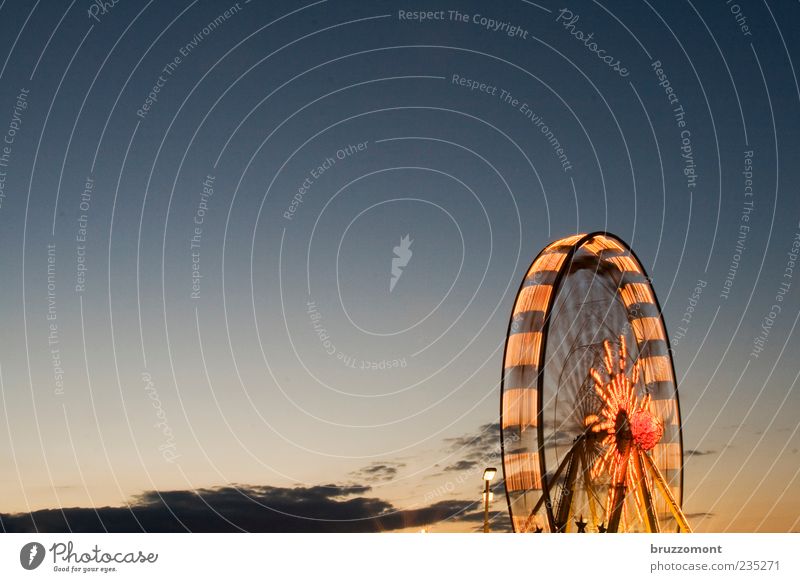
[0,0,798,533]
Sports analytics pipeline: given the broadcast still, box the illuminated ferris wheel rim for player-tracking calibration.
[499,231,689,533]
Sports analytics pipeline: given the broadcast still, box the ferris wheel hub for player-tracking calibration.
[613,408,633,456]
[630,408,664,451]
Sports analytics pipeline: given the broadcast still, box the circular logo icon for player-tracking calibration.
[19,542,45,570]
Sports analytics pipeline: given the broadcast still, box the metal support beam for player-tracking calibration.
[633,451,659,533]
[554,439,582,532]
[641,451,692,533]
[522,436,583,532]
[580,445,600,529]
[605,452,630,533]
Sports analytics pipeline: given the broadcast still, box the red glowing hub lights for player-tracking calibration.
[630,408,664,451]
[588,335,664,479]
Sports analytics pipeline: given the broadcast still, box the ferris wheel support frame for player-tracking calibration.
[523,434,683,533]
[642,449,693,532]
[634,451,661,533]
[554,438,582,532]
[521,435,583,532]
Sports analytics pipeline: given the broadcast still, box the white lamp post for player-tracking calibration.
[483,467,497,533]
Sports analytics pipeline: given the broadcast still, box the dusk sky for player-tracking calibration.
[0,0,798,532]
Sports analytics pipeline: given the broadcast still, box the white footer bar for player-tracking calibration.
[1,533,797,581]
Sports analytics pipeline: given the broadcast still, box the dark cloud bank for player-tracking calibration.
[0,483,508,533]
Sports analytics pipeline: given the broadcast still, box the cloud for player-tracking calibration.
[378,499,480,531]
[0,483,491,533]
[685,449,717,457]
[443,422,502,462]
[443,460,477,472]
[350,461,406,482]
[543,429,574,449]
[685,512,715,519]
[435,423,505,503]
[460,509,512,533]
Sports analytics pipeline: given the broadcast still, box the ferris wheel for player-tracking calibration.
[500,232,691,533]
